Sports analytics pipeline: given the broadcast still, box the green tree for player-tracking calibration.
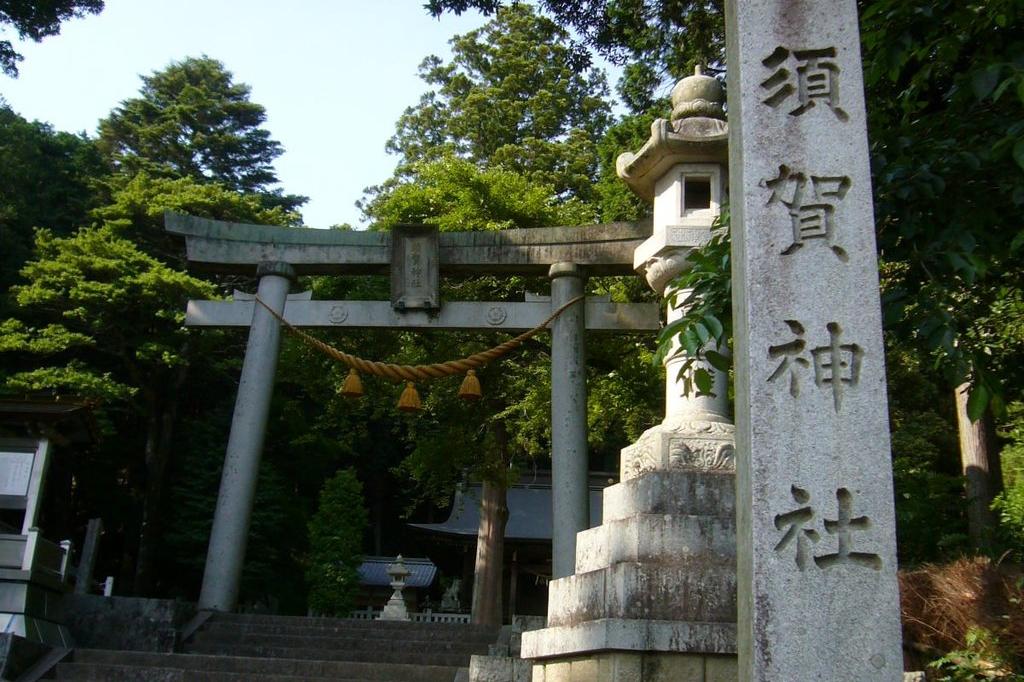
[426,0,724,113]
[366,154,596,230]
[0,0,103,77]
[0,173,296,595]
[0,225,215,588]
[0,104,106,300]
[98,56,305,211]
[365,4,612,210]
[307,468,368,616]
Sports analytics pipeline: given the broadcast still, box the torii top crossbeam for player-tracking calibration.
[164,212,651,276]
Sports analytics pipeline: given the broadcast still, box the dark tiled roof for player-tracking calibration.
[357,556,437,588]
[408,484,604,541]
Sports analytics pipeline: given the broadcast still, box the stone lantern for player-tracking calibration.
[522,68,737,681]
[621,65,731,435]
[378,555,411,621]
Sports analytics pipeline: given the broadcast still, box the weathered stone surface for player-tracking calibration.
[704,655,738,682]
[725,0,903,680]
[546,561,736,627]
[469,654,531,682]
[186,298,659,332]
[531,651,736,682]
[63,594,194,652]
[522,618,736,659]
[601,471,735,523]
[550,263,590,580]
[573,513,736,573]
[620,418,735,482]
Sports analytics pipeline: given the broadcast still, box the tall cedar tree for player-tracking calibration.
[98,56,305,211]
[362,3,612,214]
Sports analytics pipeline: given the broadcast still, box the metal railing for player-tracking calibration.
[347,606,471,624]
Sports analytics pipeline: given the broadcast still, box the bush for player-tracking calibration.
[900,557,1023,678]
[306,468,368,616]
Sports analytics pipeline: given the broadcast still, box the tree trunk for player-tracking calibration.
[471,478,508,626]
[954,382,999,550]
[133,357,188,595]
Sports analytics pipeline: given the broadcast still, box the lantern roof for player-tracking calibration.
[616,66,729,202]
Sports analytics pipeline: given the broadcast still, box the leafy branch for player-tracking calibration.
[653,209,732,397]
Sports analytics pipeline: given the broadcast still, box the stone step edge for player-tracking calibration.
[182,643,477,664]
[208,613,495,629]
[520,618,737,660]
[189,633,490,649]
[192,628,496,645]
[55,662,374,682]
[73,649,461,674]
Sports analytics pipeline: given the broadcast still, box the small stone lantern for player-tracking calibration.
[378,554,411,621]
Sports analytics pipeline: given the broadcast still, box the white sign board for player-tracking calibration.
[0,451,34,498]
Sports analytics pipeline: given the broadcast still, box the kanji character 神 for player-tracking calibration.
[810,322,863,411]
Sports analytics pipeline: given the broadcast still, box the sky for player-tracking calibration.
[0,1,561,230]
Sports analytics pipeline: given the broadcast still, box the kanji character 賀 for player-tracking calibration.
[762,164,851,261]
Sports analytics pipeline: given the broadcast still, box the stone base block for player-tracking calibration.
[521,618,735,659]
[602,471,735,523]
[530,651,737,682]
[575,514,736,573]
[470,654,532,682]
[547,561,736,627]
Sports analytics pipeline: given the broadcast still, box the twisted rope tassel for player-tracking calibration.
[253,295,585,383]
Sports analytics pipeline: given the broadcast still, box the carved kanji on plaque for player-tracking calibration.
[761,46,849,121]
[762,165,851,261]
[768,321,863,410]
[774,486,881,572]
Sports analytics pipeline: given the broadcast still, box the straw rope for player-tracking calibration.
[254,295,585,383]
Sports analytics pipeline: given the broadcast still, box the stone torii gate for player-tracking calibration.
[165,213,660,612]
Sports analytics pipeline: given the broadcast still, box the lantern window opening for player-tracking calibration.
[683,176,713,212]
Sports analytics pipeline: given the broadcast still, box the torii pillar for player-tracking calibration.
[199,261,294,612]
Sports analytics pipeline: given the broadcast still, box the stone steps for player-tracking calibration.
[199,620,496,642]
[56,649,461,681]
[189,631,487,654]
[55,661,368,681]
[184,641,478,667]
[53,613,497,681]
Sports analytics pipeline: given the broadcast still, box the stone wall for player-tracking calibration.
[62,594,195,652]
